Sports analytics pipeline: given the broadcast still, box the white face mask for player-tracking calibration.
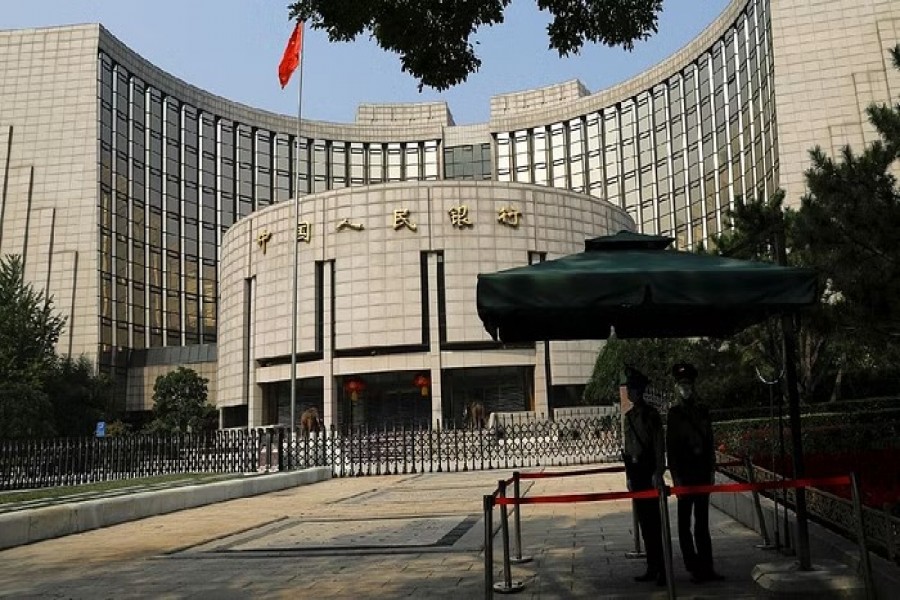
[676,383,692,400]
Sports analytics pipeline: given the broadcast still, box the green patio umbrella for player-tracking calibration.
[476,229,820,570]
[476,230,818,342]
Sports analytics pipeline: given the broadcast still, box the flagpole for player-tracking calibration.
[290,22,304,437]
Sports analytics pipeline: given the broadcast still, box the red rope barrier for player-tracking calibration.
[494,474,852,506]
[670,475,851,497]
[515,460,747,481]
[517,465,626,480]
[496,488,660,505]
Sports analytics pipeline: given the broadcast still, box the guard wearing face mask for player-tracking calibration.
[622,367,666,586]
[666,363,723,583]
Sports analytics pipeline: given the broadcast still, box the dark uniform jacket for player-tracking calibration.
[666,400,715,485]
[623,401,665,488]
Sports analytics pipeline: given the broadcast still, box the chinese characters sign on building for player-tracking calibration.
[256,204,528,252]
[448,205,473,229]
[296,221,312,243]
[497,206,522,228]
[393,209,417,231]
[256,229,272,253]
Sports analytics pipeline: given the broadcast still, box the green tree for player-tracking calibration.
[288,0,663,90]
[713,44,900,401]
[0,383,54,438]
[0,254,66,385]
[0,254,65,438]
[712,191,850,404]
[796,45,900,342]
[584,337,728,405]
[44,356,112,437]
[148,367,217,433]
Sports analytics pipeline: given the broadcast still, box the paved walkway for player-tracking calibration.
[0,466,791,599]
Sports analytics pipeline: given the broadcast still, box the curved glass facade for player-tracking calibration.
[495,0,776,249]
[7,0,900,416]
[95,0,777,355]
[97,53,442,350]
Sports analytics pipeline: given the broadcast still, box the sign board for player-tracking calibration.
[95,421,106,438]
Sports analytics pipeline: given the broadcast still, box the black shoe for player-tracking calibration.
[634,571,659,582]
[690,570,724,584]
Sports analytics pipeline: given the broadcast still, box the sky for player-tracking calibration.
[2,0,733,125]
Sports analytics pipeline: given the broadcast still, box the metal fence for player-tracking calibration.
[718,455,900,565]
[0,430,262,490]
[0,416,623,491]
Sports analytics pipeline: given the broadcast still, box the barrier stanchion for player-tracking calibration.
[510,472,532,564]
[744,456,774,549]
[850,473,875,600]
[657,481,676,600]
[625,500,645,558]
[490,472,853,598]
[484,494,495,599]
[493,480,525,594]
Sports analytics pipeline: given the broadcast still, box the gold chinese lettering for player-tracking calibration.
[296,221,312,243]
[393,209,417,231]
[256,229,272,253]
[497,206,523,228]
[336,218,365,232]
[448,205,473,229]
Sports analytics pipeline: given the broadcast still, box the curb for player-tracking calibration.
[710,473,900,599]
[0,467,331,550]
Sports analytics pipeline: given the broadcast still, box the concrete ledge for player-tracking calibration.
[710,473,900,599]
[0,467,331,550]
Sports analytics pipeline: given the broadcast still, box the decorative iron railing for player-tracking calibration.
[0,430,261,490]
[717,454,900,565]
[0,417,623,491]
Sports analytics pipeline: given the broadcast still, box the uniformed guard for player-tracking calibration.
[622,366,666,586]
[666,362,724,583]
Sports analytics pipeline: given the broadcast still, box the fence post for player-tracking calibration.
[850,472,875,600]
[511,471,532,564]
[484,494,495,600]
[744,456,773,549]
[435,420,442,473]
[277,428,285,472]
[493,479,525,593]
[657,482,676,600]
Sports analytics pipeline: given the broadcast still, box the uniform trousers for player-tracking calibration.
[630,472,664,576]
[677,490,712,575]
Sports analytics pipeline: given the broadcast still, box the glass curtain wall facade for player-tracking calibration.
[494,0,777,249]
[93,0,778,394]
[96,52,441,363]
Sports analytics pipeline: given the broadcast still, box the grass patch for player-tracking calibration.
[0,472,241,505]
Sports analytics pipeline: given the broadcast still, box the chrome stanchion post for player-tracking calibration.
[493,479,525,594]
[625,500,645,558]
[658,481,676,600]
[484,494,495,599]
[511,471,532,564]
[745,456,774,549]
[850,473,875,600]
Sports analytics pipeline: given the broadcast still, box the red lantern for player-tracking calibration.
[413,373,430,397]
[344,376,366,401]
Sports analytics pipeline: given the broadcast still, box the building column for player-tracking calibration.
[426,251,444,428]
[321,260,337,429]
[533,341,550,418]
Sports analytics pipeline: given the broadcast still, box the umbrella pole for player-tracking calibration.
[781,313,811,570]
[774,215,812,571]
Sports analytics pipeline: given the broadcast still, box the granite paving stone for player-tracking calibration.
[0,466,807,598]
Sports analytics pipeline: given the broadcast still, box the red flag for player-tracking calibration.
[278,22,303,89]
